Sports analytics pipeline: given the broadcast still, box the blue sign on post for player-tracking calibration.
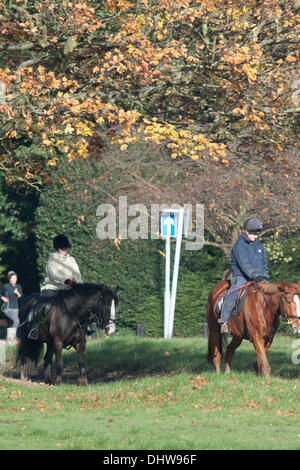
[161,213,176,238]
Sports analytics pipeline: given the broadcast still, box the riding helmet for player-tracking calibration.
[53,234,71,251]
[243,218,263,234]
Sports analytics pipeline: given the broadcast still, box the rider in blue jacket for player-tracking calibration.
[218,217,269,333]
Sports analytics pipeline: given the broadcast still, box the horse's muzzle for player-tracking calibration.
[289,321,300,334]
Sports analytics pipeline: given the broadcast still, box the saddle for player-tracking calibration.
[34,281,75,323]
[34,296,57,324]
[216,281,253,335]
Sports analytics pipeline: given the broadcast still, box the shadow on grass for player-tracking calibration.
[72,336,300,382]
[3,335,299,384]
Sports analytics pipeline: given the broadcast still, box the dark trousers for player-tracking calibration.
[218,276,247,323]
[34,289,58,317]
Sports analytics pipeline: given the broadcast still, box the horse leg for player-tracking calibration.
[44,342,54,385]
[254,335,275,374]
[75,336,88,386]
[208,324,222,373]
[20,357,32,382]
[252,336,271,376]
[54,339,64,385]
[225,336,243,373]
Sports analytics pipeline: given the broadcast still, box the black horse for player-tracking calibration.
[17,283,118,385]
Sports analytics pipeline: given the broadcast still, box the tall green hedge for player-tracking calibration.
[34,157,225,337]
[34,155,300,337]
[0,178,40,294]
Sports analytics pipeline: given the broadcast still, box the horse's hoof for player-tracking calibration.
[21,376,31,382]
[78,378,88,386]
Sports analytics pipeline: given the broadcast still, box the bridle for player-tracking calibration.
[72,290,116,331]
[255,285,300,336]
[280,292,300,326]
[95,291,116,330]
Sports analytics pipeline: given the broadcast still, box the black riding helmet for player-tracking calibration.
[243,218,263,235]
[53,234,71,251]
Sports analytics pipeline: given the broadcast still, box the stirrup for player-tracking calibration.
[28,328,38,340]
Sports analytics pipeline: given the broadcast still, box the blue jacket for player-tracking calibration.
[231,234,269,280]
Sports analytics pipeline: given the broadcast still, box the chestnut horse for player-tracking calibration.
[207,280,300,376]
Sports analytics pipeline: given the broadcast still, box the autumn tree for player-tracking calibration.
[190,146,300,277]
[93,140,300,278]
[0,0,299,186]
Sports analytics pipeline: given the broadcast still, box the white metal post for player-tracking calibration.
[0,341,5,364]
[108,299,116,336]
[164,235,171,338]
[168,207,184,338]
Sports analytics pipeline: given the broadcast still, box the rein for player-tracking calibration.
[218,281,254,297]
[280,292,300,323]
[64,292,115,350]
[239,284,300,337]
[257,287,273,336]
[66,290,115,332]
[258,287,300,334]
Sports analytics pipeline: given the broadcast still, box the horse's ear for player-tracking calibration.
[277,280,286,292]
[114,286,119,294]
[297,280,300,288]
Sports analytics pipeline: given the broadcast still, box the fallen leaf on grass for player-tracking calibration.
[188,375,207,388]
[286,409,296,417]
[246,400,261,409]
[204,406,223,412]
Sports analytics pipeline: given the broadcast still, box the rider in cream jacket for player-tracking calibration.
[42,250,82,291]
[28,234,82,339]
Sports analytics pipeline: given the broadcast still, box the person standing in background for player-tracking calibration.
[0,271,23,328]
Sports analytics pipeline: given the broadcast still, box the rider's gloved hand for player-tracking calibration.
[254,276,265,282]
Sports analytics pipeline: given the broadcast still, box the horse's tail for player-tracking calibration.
[16,338,44,367]
[206,291,213,362]
[207,340,213,363]
[207,335,223,362]
[206,289,223,363]
[16,293,43,367]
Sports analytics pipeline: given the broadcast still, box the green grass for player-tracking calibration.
[0,334,299,450]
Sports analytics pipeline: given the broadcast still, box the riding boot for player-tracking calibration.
[217,289,238,333]
[217,297,234,324]
[220,322,230,334]
[28,312,39,340]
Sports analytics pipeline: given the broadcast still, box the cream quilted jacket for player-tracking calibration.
[41,251,83,291]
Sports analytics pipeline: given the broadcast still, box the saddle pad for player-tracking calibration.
[233,285,251,317]
[216,285,251,318]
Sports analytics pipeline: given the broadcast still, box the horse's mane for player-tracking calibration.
[286,282,300,293]
[72,283,118,301]
[55,283,102,299]
[54,283,118,309]
[258,282,282,295]
[259,281,300,295]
